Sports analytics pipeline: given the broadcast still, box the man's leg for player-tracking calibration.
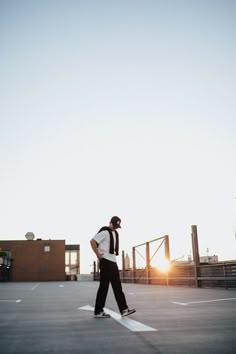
[94,259,110,314]
[110,262,128,313]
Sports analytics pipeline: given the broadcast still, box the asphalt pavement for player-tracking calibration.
[0,281,236,353]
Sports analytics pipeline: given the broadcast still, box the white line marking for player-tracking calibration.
[104,308,157,332]
[78,305,157,332]
[171,302,188,306]
[128,292,157,295]
[59,285,65,287]
[79,305,94,311]
[171,298,236,306]
[0,300,22,303]
[31,283,40,291]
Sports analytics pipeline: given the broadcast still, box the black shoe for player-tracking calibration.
[121,308,136,317]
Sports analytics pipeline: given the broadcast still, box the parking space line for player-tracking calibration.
[0,299,22,303]
[171,297,236,306]
[78,305,157,332]
[128,291,157,295]
[31,283,40,291]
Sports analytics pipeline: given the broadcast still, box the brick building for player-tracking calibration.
[0,239,66,281]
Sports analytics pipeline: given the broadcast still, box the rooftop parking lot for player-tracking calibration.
[0,281,236,353]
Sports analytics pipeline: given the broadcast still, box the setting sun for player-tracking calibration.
[152,258,171,273]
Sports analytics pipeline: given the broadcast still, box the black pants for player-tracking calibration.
[94,258,128,314]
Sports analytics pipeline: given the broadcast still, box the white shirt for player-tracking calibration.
[93,230,117,263]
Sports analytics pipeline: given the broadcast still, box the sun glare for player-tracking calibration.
[153,258,171,273]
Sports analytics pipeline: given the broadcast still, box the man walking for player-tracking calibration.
[90,216,136,318]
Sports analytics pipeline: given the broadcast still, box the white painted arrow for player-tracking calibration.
[78,305,157,332]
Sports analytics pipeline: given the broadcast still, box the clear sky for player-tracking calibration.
[1,0,235,273]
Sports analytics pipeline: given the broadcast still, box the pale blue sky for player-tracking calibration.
[0,0,235,272]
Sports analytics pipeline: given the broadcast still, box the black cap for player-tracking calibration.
[110,216,121,229]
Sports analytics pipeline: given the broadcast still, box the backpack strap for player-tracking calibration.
[98,226,119,256]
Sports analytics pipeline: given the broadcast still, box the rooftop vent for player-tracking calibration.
[25,232,35,241]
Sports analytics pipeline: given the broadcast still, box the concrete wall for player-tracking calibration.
[0,240,65,281]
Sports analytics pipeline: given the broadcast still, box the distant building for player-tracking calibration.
[125,253,131,270]
[65,244,80,278]
[0,239,80,282]
[200,255,218,264]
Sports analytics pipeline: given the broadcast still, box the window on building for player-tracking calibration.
[65,248,80,275]
[65,252,70,264]
[44,246,50,252]
[70,251,78,265]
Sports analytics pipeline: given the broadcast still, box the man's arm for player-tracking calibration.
[90,239,103,260]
